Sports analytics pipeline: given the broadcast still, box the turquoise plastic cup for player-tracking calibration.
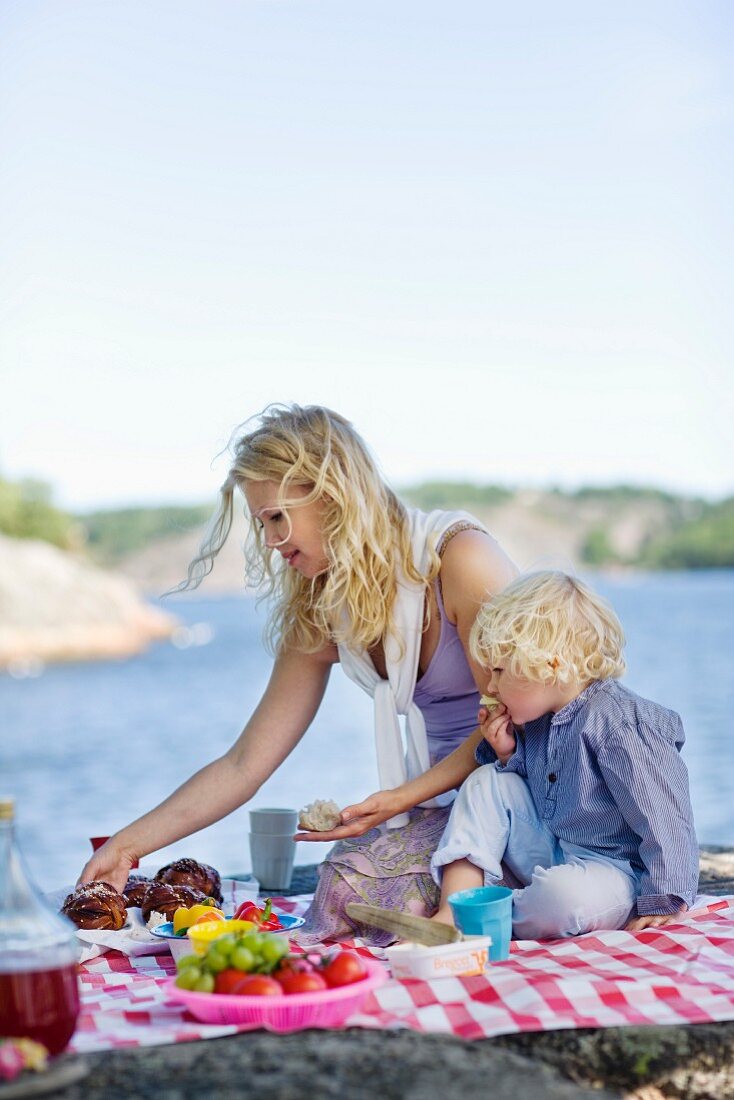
[448,885,513,961]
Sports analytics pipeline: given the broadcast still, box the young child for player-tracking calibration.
[431,571,699,939]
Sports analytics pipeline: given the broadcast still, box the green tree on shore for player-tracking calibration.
[0,477,76,548]
[80,504,212,563]
[641,498,734,569]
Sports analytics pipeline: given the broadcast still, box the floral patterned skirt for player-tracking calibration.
[295,806,452,946]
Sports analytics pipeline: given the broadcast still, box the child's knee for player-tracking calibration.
[457,763,527,821]
[512,861,635,940]
[474,767,539,825]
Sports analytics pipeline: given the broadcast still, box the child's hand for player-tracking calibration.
[624,906,687,932]
[479,702,516,765]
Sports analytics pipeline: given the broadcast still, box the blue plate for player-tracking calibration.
[151,912,305,940]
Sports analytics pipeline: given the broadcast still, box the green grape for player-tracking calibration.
[193,972,216,993]
[175,967,202,990]
[260,937,288,969]
[214,935,236,959]
[176,954,202,971]
[205,947,230,973]
[231,945,255,971]
[239,932,263,953]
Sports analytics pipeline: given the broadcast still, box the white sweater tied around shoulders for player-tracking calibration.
[337,508,485,829]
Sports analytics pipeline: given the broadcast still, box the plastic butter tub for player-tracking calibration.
[385,935,492,980]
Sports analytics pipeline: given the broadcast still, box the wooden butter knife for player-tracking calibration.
[346,902,462,946]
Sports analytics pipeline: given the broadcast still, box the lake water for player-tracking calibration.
[3,571,733,891]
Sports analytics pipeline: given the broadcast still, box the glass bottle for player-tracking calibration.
[0,798,80,1056]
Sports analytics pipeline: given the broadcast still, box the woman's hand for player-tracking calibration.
[480,703,516,765]
[294,790,402,842]
[78,838,140,894]
[297,727,488,843]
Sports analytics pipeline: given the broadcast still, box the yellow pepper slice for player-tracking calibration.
[173,903,225,934]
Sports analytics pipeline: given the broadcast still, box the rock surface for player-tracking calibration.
[0,534,176,670]
[51,849,734,1100]
[58,1031,617,1100]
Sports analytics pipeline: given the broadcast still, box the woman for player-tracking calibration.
[81,405,516,942]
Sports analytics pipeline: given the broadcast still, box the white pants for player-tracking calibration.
[431,764,640,940]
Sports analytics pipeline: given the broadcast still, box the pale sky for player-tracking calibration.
[1,1,732,511]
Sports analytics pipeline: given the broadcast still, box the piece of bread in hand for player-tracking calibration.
[480,694,501,709]
[298,799,342,831]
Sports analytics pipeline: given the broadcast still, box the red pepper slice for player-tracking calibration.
[232,897,283,928]
[259,917,283,931]
[233,900,261,921]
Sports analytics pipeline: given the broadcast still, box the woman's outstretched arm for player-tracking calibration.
[79,644,336,891]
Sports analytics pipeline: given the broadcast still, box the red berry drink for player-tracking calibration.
[1,799,82,1058]
[0,963,80,1056]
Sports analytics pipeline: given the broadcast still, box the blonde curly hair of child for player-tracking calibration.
[470,570,626,686]
[180,404,439,654]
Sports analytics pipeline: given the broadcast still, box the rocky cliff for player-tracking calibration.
[0,534,176,670]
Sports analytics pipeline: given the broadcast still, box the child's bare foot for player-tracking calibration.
[392,907,457,945]
[430,905,456,927]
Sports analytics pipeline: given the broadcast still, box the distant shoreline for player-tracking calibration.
[0,534,176,672]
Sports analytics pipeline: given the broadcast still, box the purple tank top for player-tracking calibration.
[412,580,479,765]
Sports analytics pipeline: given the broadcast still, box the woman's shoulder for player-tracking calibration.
[435,518,487,556]
[438,528,517,623]
[439,525,517,575]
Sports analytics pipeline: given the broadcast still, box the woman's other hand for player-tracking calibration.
[294,790,401,842]
[479,703,516,765]
[78,838,139,894]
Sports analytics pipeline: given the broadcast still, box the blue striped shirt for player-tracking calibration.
[475,679,699,914]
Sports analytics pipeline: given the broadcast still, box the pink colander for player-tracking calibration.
[164,957,387,1032]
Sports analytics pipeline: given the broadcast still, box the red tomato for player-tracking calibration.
[273,958,315,980]
[214,968,248,996]
[231,974,283,997]
[321,952,368,988]
[277,970,328,995]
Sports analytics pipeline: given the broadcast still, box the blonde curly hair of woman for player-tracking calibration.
[180,404,439,654]
[470,570,626,686]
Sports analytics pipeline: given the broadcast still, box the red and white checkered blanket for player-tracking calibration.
[69,895,734,1052]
